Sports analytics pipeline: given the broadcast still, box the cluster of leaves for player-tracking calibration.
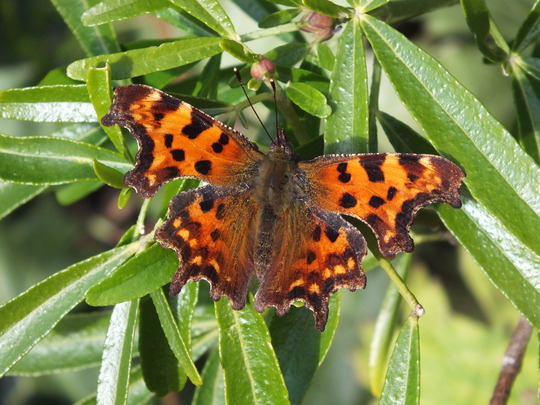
[0,0,539,404]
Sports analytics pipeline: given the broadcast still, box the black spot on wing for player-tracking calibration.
[199,198,214,213]
[387,186,397,200]
[164,134,174,148]
[171,149,185,162]
[339,192,357,208]
[369,196,385,208]
[194,160,212,175]
[306,251,317,265]
[360,158,385,182]
[211,142,224,153]
[312,225,322,242]
[325,227,339,243]
[182,112,212,139]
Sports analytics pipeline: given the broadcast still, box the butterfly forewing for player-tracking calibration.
[102,84,264,197]
[300,153,465,256]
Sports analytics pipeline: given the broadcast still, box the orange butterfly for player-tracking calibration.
[102,84,465,331]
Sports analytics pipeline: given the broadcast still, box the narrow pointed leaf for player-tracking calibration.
[286,82,332,118]
[75,366,153,405]
[369,254,412,397]
[51,0,121,56]
[0,182,47,220]
[192,348,225,405]
[459,0,509,62]
[0,135,130,185]
[168,0,238,38]
[302,0,351,18]
[86,244,178,306]
[324,19,369,153]
[215,298,289,405]
[362,15,540,259]
[270,293,340,405]
[82,0,170,26]
[93,159,126,189]
[513,0,540,53]
[379,317,420,404]
[87,66,127,156]
[67,37,224,81]
[0,85,96,122]
[139,297,186,396]
[96,300,139,405]
[511,67,540,163]
[150,289,201,385]
[8,311,112,375]
[0,243,138,377]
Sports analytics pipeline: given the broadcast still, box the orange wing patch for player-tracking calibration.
[102,84,264,197]
[301,153,465,256]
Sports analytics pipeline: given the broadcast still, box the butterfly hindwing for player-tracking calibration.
[101,84,264,197]
[155,184,258,309]
[300,153,465,256]
[254,202,367,331]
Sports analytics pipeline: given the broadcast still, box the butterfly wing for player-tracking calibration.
[156,184,259,308]
[299,153,465,256]
[102,84,264,197]
[253,202,367,331]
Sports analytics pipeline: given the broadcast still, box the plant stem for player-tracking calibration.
[378,257,424,317]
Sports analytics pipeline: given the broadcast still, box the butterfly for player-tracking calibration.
[102,84,465,331]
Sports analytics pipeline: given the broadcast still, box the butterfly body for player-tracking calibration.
[102,84,465,331]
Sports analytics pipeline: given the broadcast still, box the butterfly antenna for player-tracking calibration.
[270,78,280,137]
[233,68,274,145]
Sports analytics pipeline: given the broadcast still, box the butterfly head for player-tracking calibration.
[270,128,294,156]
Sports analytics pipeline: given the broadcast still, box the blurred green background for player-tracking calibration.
[0,0,537,404]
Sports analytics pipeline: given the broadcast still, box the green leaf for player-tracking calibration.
[220,39,258,63]
[0,182,47,221]
[139,297,186,396]
[369,254,412,397]
[369,0,459,25]
[362,15,540,269]
[361,0,391,12]
[0,135,130,185]
[317,42,335,71]
[259,9,303,28]
[76,365,154,405]
[55,180,104,205]
[8,311,111,375]
[378,112,540,329]
[269,294,340,405]
[286,82,332,118]
[0,243,138,377]
[86,243,178,306]
[215,298,289,405]
[511,66,540,163]
[302,0,351,18]
[93,159,126,189]
[150,289,202,385]
[87,66,127,156]
[512,0,540,53]
[50,0,121,56]
[324,18,369,153]
[168,0,238,39]
[82,0,170,26]
[192,348,225,405]
[170,281,199,351]
[459,0,509,62]
[96,300,139,405]
[0,85,96,122]
[67,37,224,82]
[154,8,216,37]
[379,317,420,405]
